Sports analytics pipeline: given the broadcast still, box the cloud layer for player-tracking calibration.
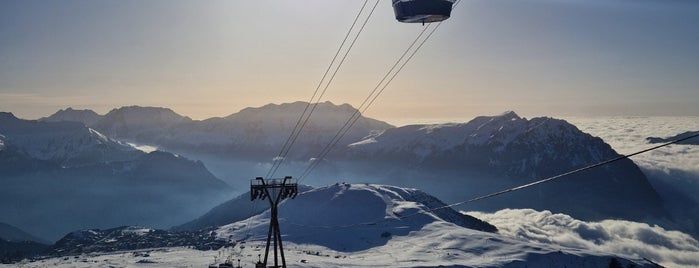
[565,116,699,175]
[467,209,699,268]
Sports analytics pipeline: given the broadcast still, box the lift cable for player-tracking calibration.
[265,0,370,179]
[298,0,468,181]
[266,0,380,179]
[299,20,445,182]
[290,132,699,229]
[398,131,699,220]
[247,0,374,247]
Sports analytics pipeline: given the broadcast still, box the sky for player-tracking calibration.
[1,0,698,126]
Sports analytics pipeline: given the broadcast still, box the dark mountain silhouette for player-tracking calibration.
[39,107,103,126]
[647,130,699,145]
[0,222,46,244]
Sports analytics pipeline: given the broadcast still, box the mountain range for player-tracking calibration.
[2,102,681,240]
[42,102,392,161]
[0,112,231,241]
[1,102,695,266]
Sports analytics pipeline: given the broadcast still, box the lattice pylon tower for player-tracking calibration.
[250,176,298,268]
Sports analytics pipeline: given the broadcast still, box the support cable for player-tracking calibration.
[299,21,444,181]
[293,132,699,228]
[266,0,379,179]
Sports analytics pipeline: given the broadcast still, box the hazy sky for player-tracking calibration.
[1,0,698,125]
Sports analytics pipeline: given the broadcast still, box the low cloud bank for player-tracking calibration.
[565,116,699,175]
[467,209,699,268]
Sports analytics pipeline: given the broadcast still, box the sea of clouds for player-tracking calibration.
[467,209,699,268]
[564,116,699,175]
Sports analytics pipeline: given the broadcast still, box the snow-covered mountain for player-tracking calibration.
[54,102,392,161]
[90,106,193,143]
[221,183,497,252]
[206,183,648,267]
[37,102,394,190]
[172,185,314,232]
[169,101,391,158]
[7,183,656,267]
[339,111,664,222]
[0,113,232,242]
[0,112,139,166]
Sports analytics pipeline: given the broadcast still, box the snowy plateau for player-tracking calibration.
[2,104,699,267]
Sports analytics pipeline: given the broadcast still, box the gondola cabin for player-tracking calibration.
[392,0,455,24]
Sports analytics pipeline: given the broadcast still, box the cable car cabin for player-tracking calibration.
[392,0,455,24]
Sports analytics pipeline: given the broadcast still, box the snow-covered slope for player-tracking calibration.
[172,185,315,231]
[219,183,496,251]
[0,112,138,166]
[2,183,658,267]
[207,183,647,267]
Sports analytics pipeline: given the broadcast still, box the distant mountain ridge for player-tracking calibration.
[39,107,102,126]
[35,104,667,226]
[647,130,699,145]
[42,101,393,160]
[0,222,45,244]
[0,113,232,241]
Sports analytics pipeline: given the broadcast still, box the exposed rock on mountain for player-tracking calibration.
[49,226,232,257]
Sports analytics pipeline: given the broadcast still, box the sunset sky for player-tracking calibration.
[2,0,698,125]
